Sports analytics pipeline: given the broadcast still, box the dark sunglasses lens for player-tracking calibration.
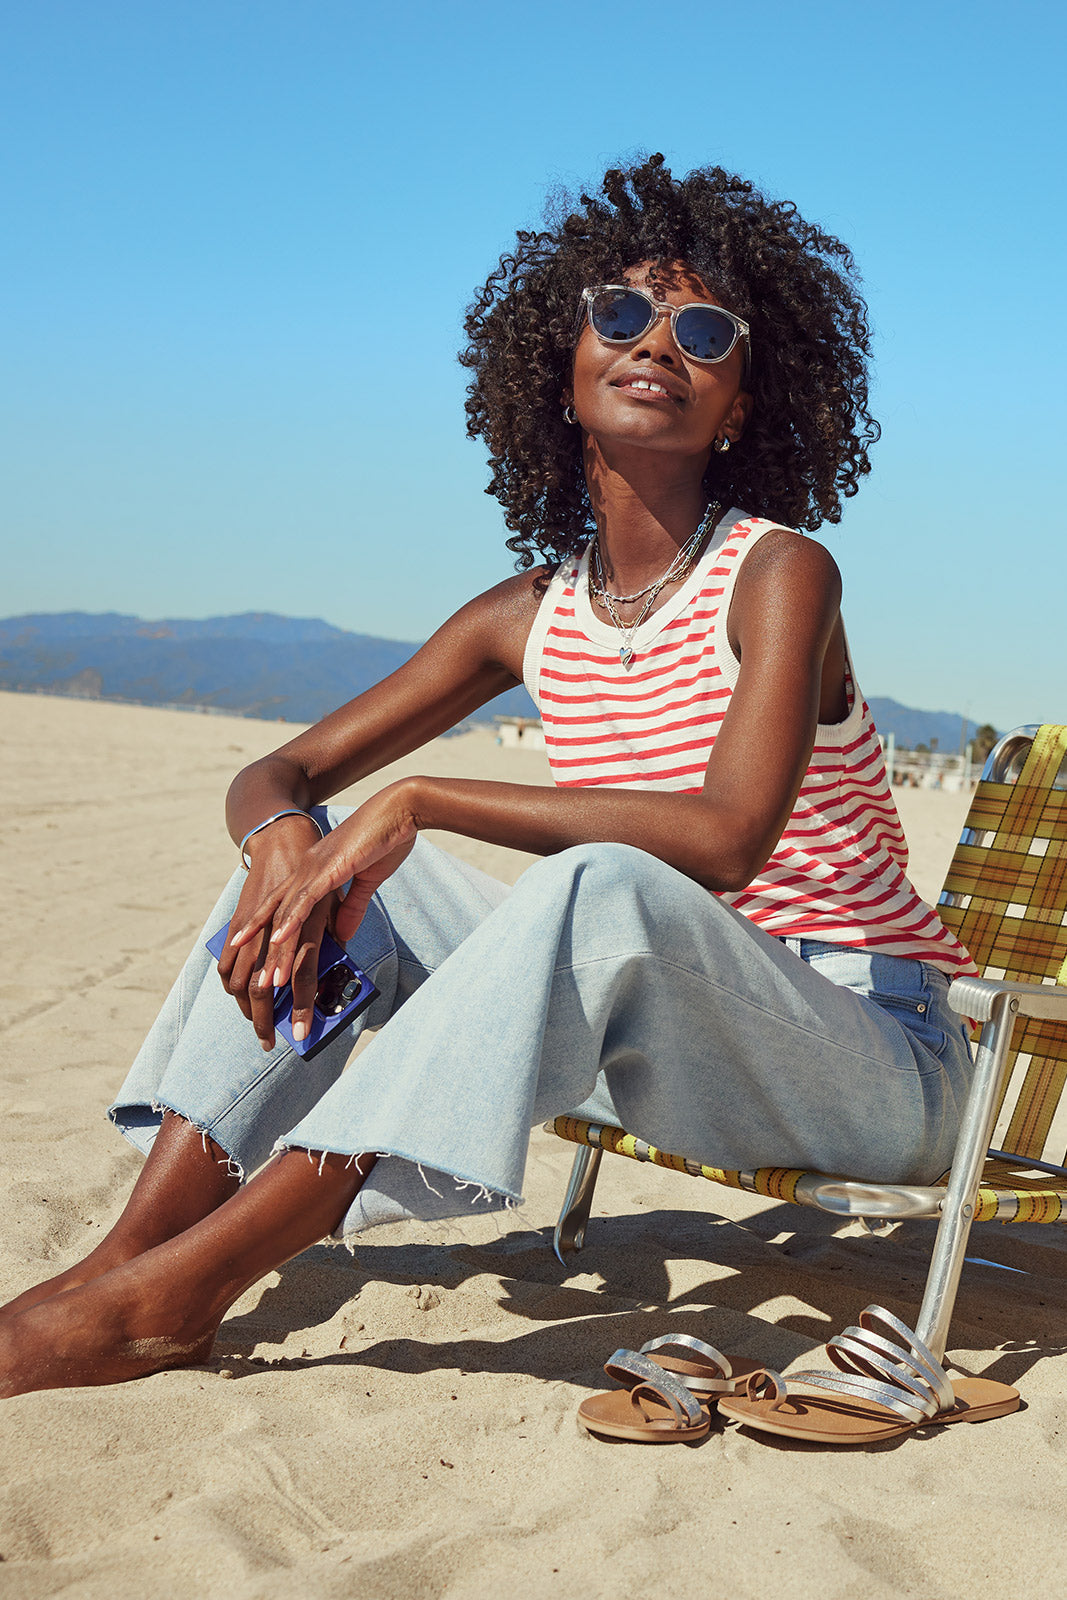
[589,289,654,343]
[674,307,738,361]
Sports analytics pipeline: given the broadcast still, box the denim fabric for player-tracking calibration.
[110,815,973,1239]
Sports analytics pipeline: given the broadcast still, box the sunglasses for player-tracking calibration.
[580,285,751,375]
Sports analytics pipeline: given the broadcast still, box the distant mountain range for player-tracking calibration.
[0,611,536,727]
[864,698,988,753]
[0,612,992,747]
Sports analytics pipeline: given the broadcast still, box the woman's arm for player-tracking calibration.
[216,569,545,1042]
[240,532,844,1010]
[224,570,546,850]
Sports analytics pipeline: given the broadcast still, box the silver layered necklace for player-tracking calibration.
[590,499,721,669]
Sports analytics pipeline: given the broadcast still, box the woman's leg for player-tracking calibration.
[109,829,511,1183]
[0,1145,377,1397]
[1,842,970,1394]
[279,842,972,1240]
[1,1114,240,1315]
[3,832,509,1317]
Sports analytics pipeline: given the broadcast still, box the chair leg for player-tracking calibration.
[553,1145,603,1264]
[914,994,1020,1363]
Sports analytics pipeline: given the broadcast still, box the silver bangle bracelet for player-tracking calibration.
[239,809,324,869]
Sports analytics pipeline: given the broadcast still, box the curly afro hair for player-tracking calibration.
[460,154,880,571]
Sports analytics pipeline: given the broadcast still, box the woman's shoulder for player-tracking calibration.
[729,520,843,632]
[444,564,556,677]
[731,515,839,582]
[468,564,557,617]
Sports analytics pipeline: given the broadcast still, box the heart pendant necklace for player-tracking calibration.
[591,500,720,670]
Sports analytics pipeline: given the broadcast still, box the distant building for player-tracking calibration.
[493,715,546,751]
[884,738,976,792]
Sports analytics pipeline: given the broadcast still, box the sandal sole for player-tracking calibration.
[577,1387,711,1443]
[718,1375,1020,1444]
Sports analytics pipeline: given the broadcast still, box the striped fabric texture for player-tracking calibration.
[523,508,974,976]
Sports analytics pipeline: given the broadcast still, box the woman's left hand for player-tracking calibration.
[228,780,419,993]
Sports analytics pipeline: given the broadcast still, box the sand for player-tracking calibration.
[1,689,1065,1599]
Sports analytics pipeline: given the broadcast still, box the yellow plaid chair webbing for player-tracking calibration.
[938,724,1067,1160]
[546,1118,1067,1224]
[548,1117,810,1203]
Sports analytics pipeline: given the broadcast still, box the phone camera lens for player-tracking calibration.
[315,963,360,1017]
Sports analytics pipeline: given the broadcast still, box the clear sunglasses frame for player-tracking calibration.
[580,285,751,377]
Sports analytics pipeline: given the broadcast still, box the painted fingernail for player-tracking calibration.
[229,926,248,945]
[292,1021,308,1042]
[257,969,272,989]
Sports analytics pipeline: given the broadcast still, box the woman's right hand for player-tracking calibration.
[214,815,333,1051]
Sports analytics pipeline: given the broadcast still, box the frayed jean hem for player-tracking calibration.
[274,1139,523,1243]
[108,1097,249,1182]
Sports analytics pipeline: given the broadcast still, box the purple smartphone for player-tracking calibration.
[206,921,378,1061]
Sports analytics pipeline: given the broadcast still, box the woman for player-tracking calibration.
[0,156,975,1398]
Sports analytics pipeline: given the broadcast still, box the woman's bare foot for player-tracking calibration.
[0,1254,223,1398]
[0,1112,240,1322]
[0,1145,372,1397]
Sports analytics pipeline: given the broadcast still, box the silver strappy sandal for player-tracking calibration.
[717,1305,1020,1445]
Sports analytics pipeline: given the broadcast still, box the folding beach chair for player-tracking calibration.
[547,724,1067,1361]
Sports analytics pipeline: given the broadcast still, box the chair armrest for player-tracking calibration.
[948,974,1067,1022]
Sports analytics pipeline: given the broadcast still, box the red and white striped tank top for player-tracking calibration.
[522,507,975,976]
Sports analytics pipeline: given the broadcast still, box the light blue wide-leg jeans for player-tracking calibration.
[110,816,973,1240]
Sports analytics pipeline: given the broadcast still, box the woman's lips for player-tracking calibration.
[611,375,682,404]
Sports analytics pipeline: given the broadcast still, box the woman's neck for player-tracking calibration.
[584,449,714,591]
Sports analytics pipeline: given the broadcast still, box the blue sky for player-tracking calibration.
[2,0,1064,731]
